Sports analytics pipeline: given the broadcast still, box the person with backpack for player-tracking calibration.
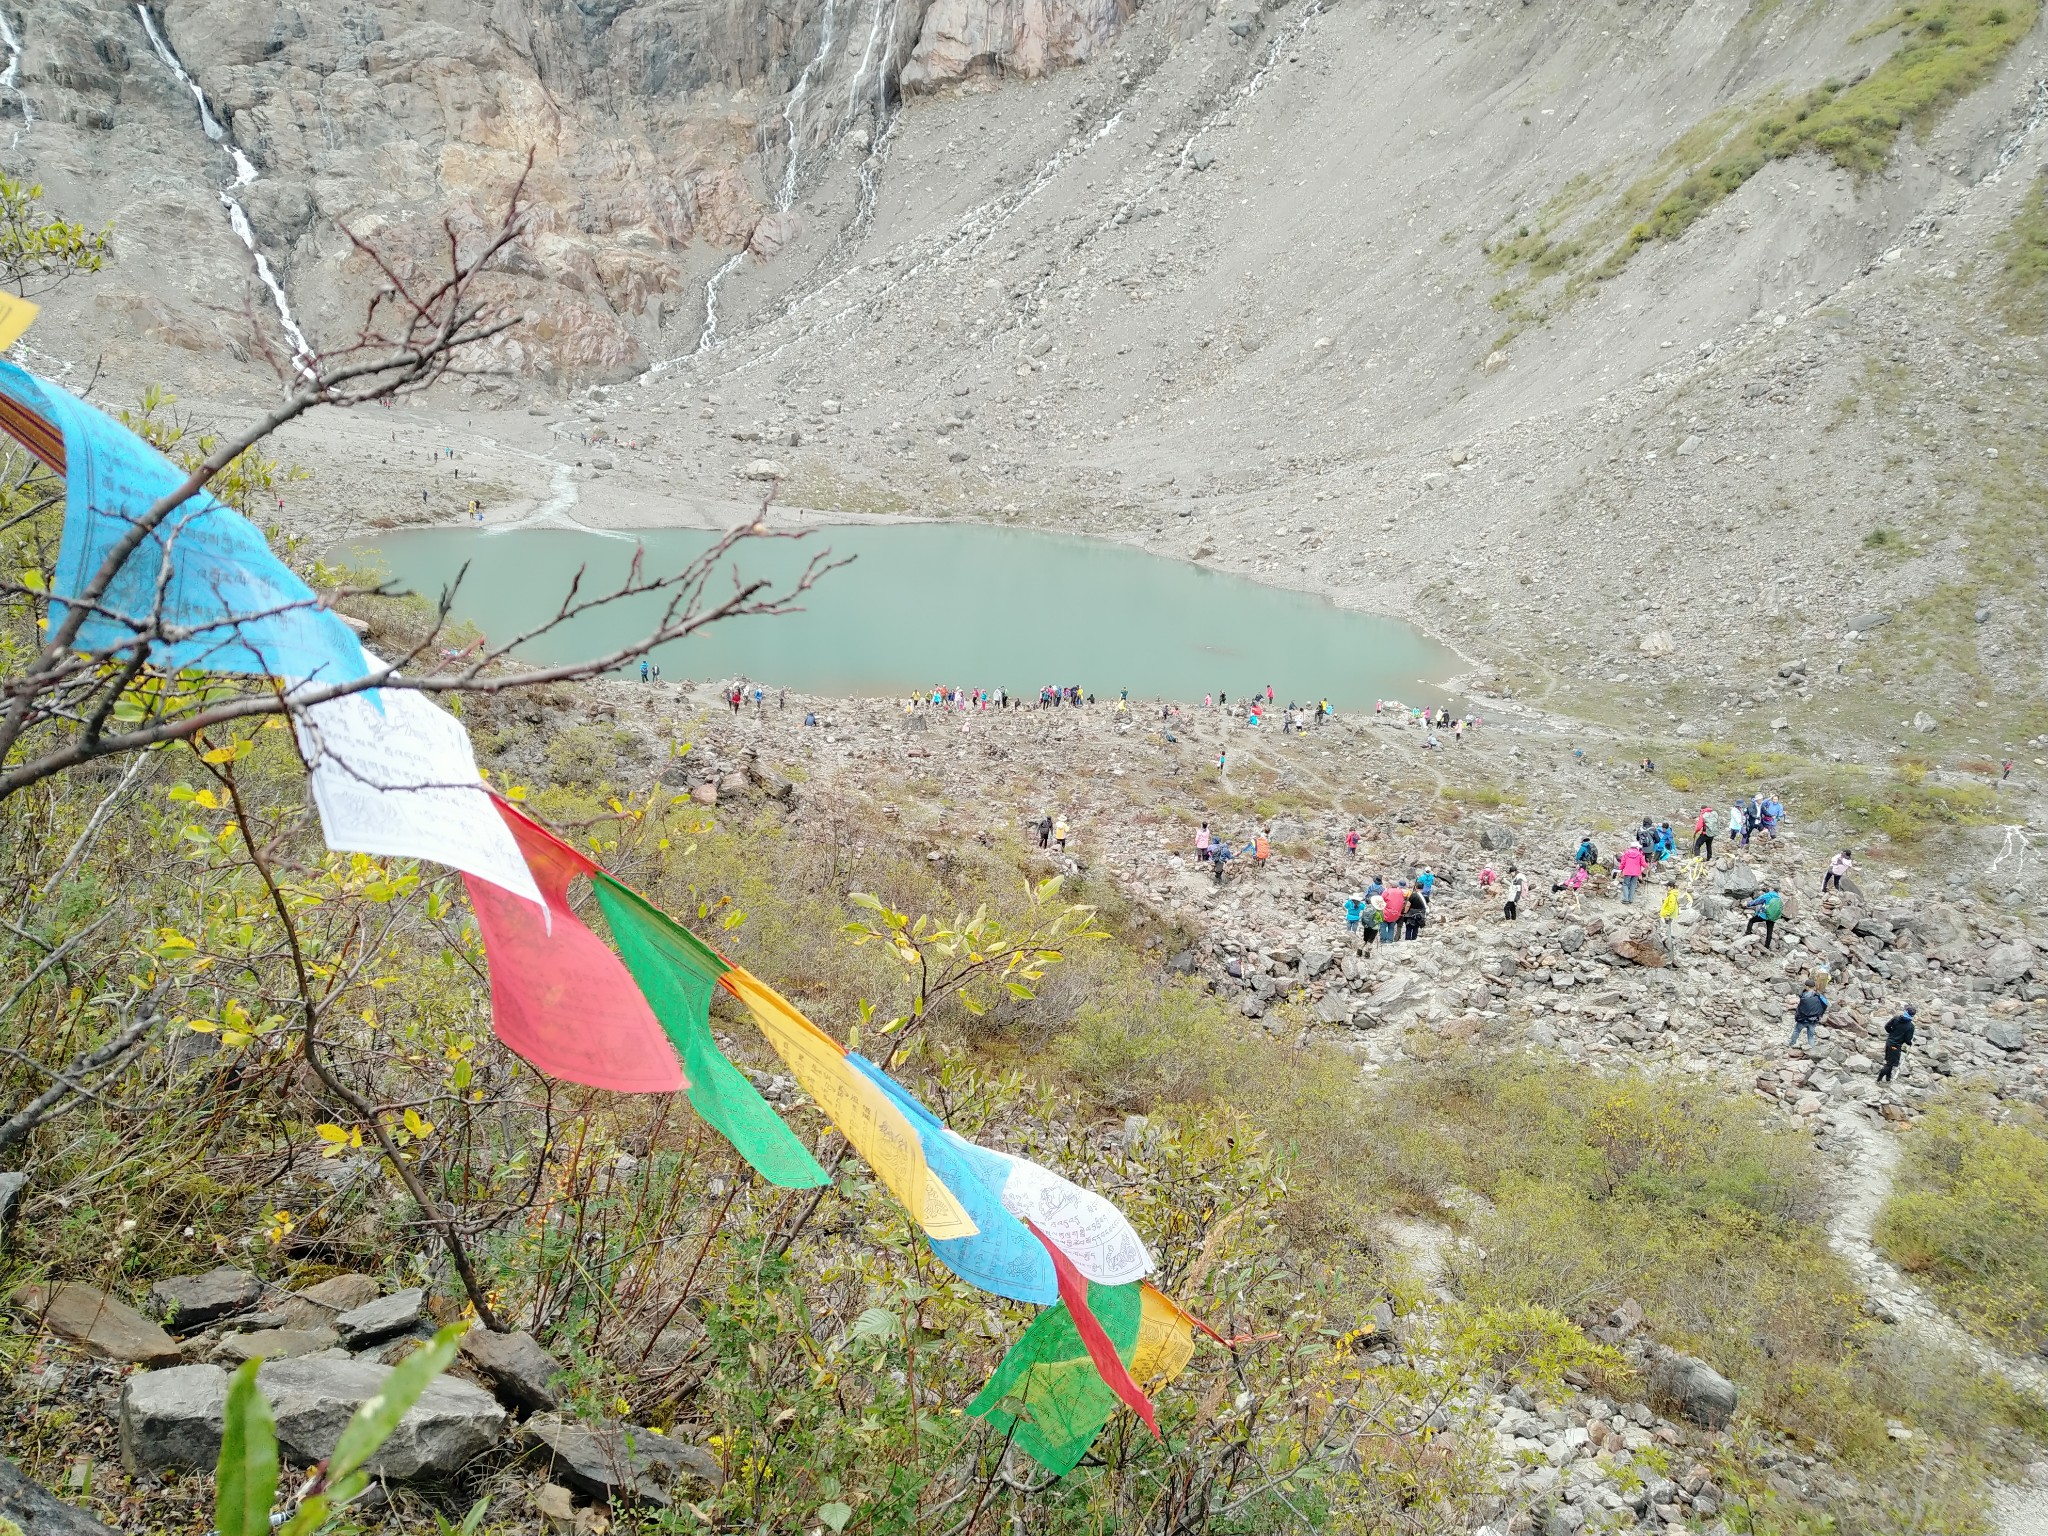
[1823,849,1854,894]
[1617,841,1647,904]
[1634,818,1657,858]
[1344,891,1365,945]
[1380,880,1406,943]
[1038,814,1053,850]
[1503,867,1525,921]
[1655,823,1675,861]
[1745,889,1784,949]
[1876,1006,1917,1083]
[1789,983,1828,1048]
[1692,805,1719,859]
[1254,827,1271,870]
[1575,836,1599,869]
[1403,884,1428,941]
[1346,827,1360,858]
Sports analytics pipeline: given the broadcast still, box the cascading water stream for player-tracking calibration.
[0,9,32,148]
[777,0,837,212]
[133,4,316,376]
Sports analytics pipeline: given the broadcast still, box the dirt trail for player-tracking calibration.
[1824,1110,2048,1534]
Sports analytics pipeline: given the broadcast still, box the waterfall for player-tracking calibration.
[0,8,32,147]
[777,0,837,211]
[695,252,745,354]
[133,5,316,377]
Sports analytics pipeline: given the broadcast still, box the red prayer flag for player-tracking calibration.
[463,798,685,1094]
[1026,1218,1157,1436]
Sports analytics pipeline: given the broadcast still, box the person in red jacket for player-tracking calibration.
[1617,842,1647,904]
[1379,881,1406,942]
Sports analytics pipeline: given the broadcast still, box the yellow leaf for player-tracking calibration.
[201,744,240,764]
[316,1124,350,1142]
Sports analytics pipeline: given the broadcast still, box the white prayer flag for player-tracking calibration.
[296,682,542,908]
[994,1153,1153,1285]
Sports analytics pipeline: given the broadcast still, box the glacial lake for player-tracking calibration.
[335,522,1462,706]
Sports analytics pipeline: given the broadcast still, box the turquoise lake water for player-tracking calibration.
[336,522,1461,706]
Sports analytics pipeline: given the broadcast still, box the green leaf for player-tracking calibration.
[215,1359,279,1536]
[324,1322,468,1485]
[818,1501,853,1532]
[849,1307,899,1343]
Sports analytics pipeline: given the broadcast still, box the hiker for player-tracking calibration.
[1253,827,1271,869]
[1692,805,1719,859]
[1789,983,1828,1048]
[1344,891,1365,944]
[1617,841,1647,904]
[2002,759,2014,781]
[1346,827,1360,858]
[1210,840,1234,884]
[1037,814,1053,850]
[1365,878,1385,945]
[1823,849,1854,894]
[1876,1006,1918,1084]
[640,660,650,683]
[1416,866,1437,898]
[1196,822,1212,862]
[1054,816,1070,852]
[1654,823,1675,860]
[1634,818,1657,859]
[1379,880,1406,943]
[1574,836,1599,869]
[1403,883,1427,941]
[1744,889,1784,950]
[1503,867,1524,921]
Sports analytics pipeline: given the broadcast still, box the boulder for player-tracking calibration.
[690,782,718,806]
[459,1329,566,1414]
[149,1268,264,1332]
[1983,941,2035,986]
[1300,949,1333,980]
[1476,821,1515,851]
[739,459,788,481]
[334,1287,427,1347]
[10,1283,182,1367]
[209,1327,339,1365]
[1608,933,1670,968]
[1314,992,1353,1026]
[1637,632,1674,658]
[0,1170,25,1234]
[1718,863,1760,899]
[523,1416,722,1506]
[291,1274,383,1313]
[1,1452,118,1535]
[1986,1018,2025,1052]
[1646,1351,1738,1429]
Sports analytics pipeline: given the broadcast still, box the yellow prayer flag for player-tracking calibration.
[0,293,38,353]
[721,967,977,1240]
[1129,1283,1196,1391]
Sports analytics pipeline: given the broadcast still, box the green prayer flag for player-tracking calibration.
[592,876,830,1189]
[968,1281,1143,1475]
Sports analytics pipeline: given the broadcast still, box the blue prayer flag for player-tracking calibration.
[846,1055,1056,1305]
[0,361,368,685]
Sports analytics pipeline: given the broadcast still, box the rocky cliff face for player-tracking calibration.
[9,0,1157,387]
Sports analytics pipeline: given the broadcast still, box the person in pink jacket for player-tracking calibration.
[1618,842,1648,904]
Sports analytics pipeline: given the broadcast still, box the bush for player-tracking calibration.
[1875,1092,2048,1353]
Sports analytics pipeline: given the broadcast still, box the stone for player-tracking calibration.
[1483,349,1509,373]
[1477,821,1515,851]
[1544,1504,1586,1536]
[1986,1018,2025,1051]
[740,459,788,481]
[293,1274,383,1313]
[690,782,718,806]
[1847,611,1893,633]
[148,1268,264,1332]
[0,1451,118,1535]
[1646,1351,1738,1429]
[1315,992,1353,1026]
[1637,631,1674,657]
[524,1416,722,1506]
[263,1357,505,1479]
[1608,933,1669,968]
[534,1483,577,1527]
[1300,949,1332,979]
[334,1287,427,1347]
[120,1364,230,1474]
[1913,711,1938,734]
[209,1327,339,1365]
[459,1329,566,1414]
[0,1170,25,1233]
[10,1283,182,1367]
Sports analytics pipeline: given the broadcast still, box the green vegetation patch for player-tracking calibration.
[1876,1091,2048,1354]
[1998,170,2048,331]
